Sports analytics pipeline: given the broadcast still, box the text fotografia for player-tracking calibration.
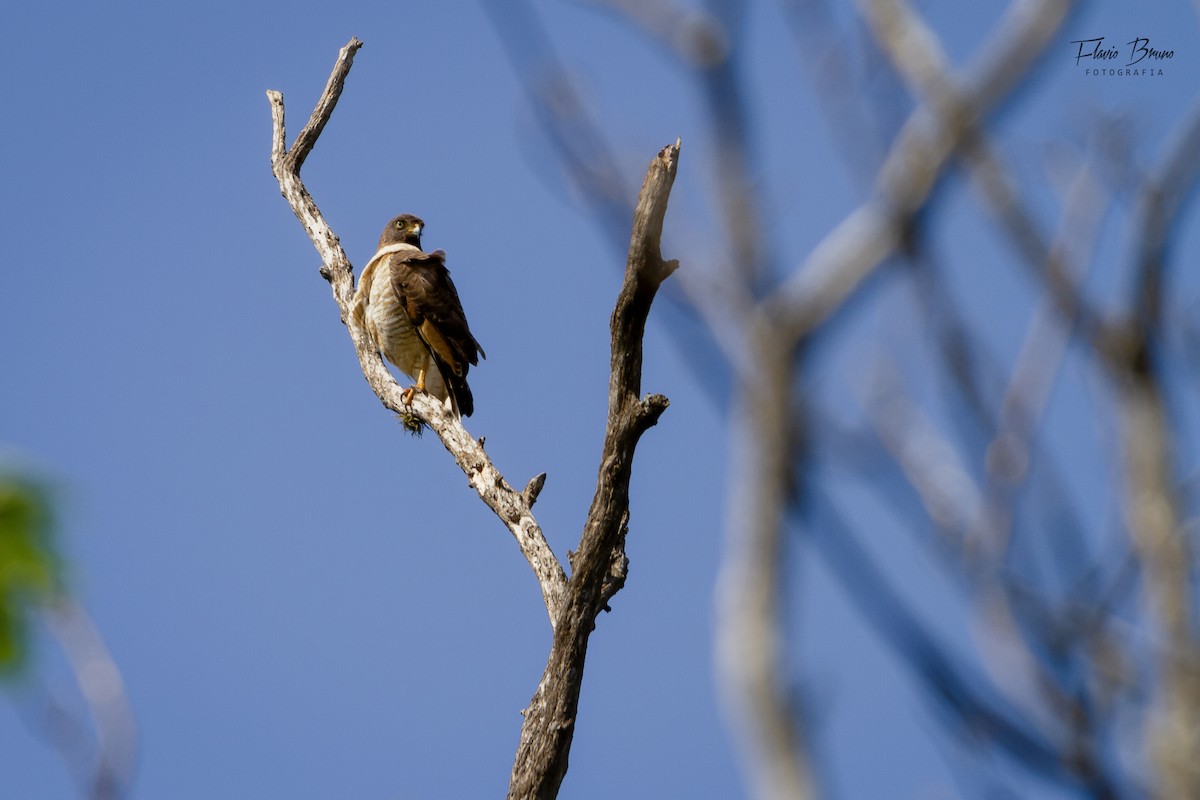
[1071,37,1174,76]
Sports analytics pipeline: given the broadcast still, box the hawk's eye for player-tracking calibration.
[395,220,404,229]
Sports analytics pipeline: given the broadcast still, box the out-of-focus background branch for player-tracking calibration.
[490,0,1200,797]
[1,472,136,800]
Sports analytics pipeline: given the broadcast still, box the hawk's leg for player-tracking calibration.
[400,368,428,406]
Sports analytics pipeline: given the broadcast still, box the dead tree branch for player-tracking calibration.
[507,140,678,800]
[711,3,1075,797]
[717,315,815,800]
[269,40,676,800]
[43,598,138,800]
[766,0,1074,345]
[1113,102,1200,800]
[485,0,755,389]
[266,37,568,625]
[501,0,1200,797]
[851,1,1200,796]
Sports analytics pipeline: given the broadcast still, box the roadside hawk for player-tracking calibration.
[351,214,485,416]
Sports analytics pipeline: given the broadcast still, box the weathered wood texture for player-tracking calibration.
[506,141,678,800]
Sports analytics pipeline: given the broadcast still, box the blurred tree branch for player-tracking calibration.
[493,0,1200,798]
[267,39,675,799]
[43,598,138,800]
[1,473,136,800]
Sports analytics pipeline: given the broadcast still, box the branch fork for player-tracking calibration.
[268,39,677,799]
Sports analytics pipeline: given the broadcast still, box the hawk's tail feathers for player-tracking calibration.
[445,371,474,418]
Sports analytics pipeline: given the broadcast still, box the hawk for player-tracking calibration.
[351,214,485,417]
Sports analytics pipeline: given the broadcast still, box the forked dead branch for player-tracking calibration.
[267,37,677,800]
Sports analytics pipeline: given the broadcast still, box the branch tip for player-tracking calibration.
[524,472,548,507]
[645,392,670,408]
[661,138,682,165]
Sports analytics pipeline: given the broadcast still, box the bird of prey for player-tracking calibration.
[351,214,485,417]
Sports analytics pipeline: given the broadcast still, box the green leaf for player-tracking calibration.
[0,476,62,674]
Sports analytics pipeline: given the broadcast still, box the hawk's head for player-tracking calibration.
[379,214,424,249]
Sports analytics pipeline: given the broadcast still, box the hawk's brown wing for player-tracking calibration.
[391,250,485,416]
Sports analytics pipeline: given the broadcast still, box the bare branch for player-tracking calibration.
[508,141,678,800]
[486,0,756,388]
[270,40,675,800]
[497,0,1200,798]
[687,6,771,292]
[522,472,547,508]
[1116,100,1200,800]
[863,360,983,554]
[777,0,896,191]
[587,0,728,68]
[1129,101,1200,332]
[287,37,362,172]
[861,4,1200,796]
[766,0,1075,344]
[43,598,138,800]
[1118,371,1200,800]
[266,39,568,625]
[481,0,631,239]
[711,3,1084,797]
[717,316,815,800]
[859,0,1121,361]
[807,496,1129,797]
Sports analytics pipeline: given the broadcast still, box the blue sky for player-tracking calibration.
[2,1,1197,798]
